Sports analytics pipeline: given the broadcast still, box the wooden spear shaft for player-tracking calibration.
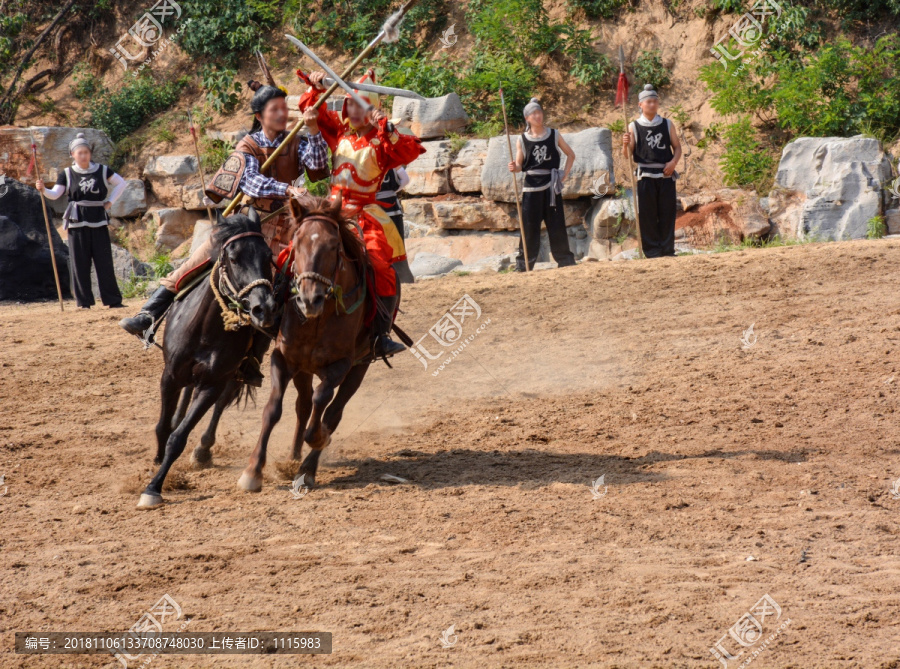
[499,86,530,272]
[620,47,644,259]
[30,133,64,311]
[221,0,420,217]
[187,111,215,223]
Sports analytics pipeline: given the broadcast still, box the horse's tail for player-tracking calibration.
[230,382,257,409]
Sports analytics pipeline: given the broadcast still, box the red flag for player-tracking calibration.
[615,72,629,107]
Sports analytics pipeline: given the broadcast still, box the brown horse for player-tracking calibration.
[237,193,379,492]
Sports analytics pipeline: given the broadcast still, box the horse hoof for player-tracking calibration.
[137,493,164,509]
[295,472,316,489]
[237,471,263,492]
[191,447,212,469]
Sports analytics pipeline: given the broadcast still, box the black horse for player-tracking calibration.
[137,208,277,509]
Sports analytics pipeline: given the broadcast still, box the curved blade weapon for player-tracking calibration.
[222,0,420,217]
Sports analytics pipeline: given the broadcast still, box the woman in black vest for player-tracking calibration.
[507,98,577,272]
[37,133,126,308]
[622,84,683,258]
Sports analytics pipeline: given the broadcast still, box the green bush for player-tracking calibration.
[0,12,27,70]
[72,63,102,100]
[867,215,887,239]
[710,0,744,13]
[85,76,186,143]
[560,25,615,91]
[701,31,900,141]
[178,0,282,68]
[200,65,241,114]
[568,0,635,19]
[633,50,671,89]
[720,117,775,192]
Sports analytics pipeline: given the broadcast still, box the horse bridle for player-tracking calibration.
[215,231,274,313]
[289,215,354,303]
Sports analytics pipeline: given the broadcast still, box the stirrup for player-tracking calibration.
[238,356,264,388]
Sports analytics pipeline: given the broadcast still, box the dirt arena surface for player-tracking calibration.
[3,240,900,668]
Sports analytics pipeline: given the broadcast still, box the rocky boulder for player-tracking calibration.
[391,93,469,139]
[768,136,893,240]
[404,196,591,232]
[148,208,205,250]
[887,208,900,235]
[0,126,114,182]
[0,178,70,301]
[675,202,743,247]
[408,251,463,278]
[407,231,520,269]
[450,139,488,193]
[143,155,204,209]
[109,179,147,218]
[404,141,452,196]
[481,128,614,203]
[585,195,635,240]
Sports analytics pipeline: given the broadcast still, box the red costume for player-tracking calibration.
[298,86,424,296]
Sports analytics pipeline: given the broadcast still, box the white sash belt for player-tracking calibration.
[523,168,564,206]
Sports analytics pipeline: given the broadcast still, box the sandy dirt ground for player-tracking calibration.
[3,240,900,668]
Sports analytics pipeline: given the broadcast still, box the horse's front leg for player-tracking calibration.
[238,348,291,492]
[139,382,224,509]
[289,372,314,462]
[155,372,181,466]
[192,379,240,468]
[297,358,351,488]
[322,363,369,436]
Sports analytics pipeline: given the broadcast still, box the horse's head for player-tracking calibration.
[211,207,277,329]
[287,192,350,319]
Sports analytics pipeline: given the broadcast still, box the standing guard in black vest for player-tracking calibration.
[507,98,577,272]
[36,132,126,309]
[376,166,414,284]
[622,84,683,258]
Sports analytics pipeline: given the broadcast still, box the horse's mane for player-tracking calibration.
[209,213,262,257]
[288,195,368,268]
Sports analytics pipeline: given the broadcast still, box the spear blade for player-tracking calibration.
[285,34,373,112]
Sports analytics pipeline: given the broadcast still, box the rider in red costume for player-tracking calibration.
[299,70,425,356]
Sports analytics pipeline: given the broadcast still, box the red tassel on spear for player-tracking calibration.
[615,61,629,108]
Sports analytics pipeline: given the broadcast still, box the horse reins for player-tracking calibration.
[290,215,362,311]
[211,230,275,331]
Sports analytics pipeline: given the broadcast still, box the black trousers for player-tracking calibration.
[636,177,677,258]
[516,188,576,271]
[68,225,123,307]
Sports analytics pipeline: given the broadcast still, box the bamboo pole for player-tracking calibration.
[30,131,64,311]
[499,86,530,272]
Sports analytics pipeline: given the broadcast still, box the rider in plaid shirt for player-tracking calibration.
[120,83,331,387]
[240,129,328,198]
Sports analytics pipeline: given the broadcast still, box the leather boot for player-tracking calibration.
[238,332,271,388]
[119,286,175,337]
[373,293,406,358]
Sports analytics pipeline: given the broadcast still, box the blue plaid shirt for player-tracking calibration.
[239,130,329,199]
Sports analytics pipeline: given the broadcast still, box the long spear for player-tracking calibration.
[29,131,64,311]
[617,46,644,259]
[499,85,530,272]
[221,0,419,217]
[187,110,215,223]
